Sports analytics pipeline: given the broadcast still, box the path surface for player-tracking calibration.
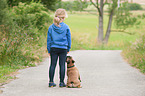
[1,50,145,96]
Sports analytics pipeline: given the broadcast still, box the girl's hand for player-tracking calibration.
[67,52,69,54]
[48,53,50,56]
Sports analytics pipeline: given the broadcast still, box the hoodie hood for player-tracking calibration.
[52,22,67,34]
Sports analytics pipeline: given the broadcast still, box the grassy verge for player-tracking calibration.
[0,31,48,85]
[122,34,145,73]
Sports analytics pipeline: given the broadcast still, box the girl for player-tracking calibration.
[47,8,71,87]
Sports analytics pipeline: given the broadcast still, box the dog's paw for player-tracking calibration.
[66,85,82,88]
[77,85,82,88]
[66,85,72,88]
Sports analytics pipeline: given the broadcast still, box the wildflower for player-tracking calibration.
[2,38,6,41]
[26,25,28,27]
[32,38,33,39]
[140,58,143,63]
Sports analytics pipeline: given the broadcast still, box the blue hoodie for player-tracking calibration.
[47,22,71,53]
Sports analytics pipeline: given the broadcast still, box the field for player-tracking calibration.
[132,0,145,4]
[63,12,145,73]
[63,13,144,50]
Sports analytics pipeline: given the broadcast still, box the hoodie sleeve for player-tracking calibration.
[47,27,52,53]
[66,28,71,52]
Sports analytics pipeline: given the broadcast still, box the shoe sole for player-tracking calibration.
[59,86,66,87]
[49,85,56,87]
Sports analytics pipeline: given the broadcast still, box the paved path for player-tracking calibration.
[1,50,145,96]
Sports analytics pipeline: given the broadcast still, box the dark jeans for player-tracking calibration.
[49,47,67,83]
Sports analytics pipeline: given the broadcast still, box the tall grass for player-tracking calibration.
[122,34,145,73]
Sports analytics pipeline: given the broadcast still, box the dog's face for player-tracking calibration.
[66,56,75,64]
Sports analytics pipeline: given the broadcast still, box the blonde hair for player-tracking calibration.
[53,8,67,27]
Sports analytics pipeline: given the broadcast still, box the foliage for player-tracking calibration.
[40,0,60,10]
[7,0,59,10]
[73,0,89,11]
[10,2,51,29]
[122,34,145,73]
[0,2,52,67]
[128,3,143,10]
[0,0,8,25]
[0,2,52,83]
[114,2,141,30]
[55,1,89,11]
[107,0,118,12]
[7,0,30,6]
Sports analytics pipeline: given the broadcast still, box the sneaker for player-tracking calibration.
[49,82,56,87]
[59,82,66,87]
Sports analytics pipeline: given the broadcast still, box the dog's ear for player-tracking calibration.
[72,60,75,63]
[66,56,70,62]
[66,56,69,62]
[67,60,70,64]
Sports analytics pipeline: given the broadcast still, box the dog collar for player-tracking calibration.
[67,65,75,68]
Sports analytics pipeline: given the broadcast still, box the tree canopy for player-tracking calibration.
[7,0,60,10]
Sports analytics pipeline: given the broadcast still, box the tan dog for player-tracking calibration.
[66,56,81,88]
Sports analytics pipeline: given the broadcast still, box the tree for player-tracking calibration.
[114,2,142,32]
[90,0,119,44]
[40,0,61,10]
[7,0,60,10]
[104,0,118,43]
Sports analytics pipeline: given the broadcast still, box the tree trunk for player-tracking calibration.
[98,0,104,43]
[104,10,114,44]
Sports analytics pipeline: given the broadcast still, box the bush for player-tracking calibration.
[7,0,59,11]
[55,1,89,11]
[0,0,8,25]
[128,3,143,10]
[0,2,52,67]
[122,34,145,73]
[10,2,51,29]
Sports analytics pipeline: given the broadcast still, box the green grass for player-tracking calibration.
[141,4,145,10]
[0,66,17,83]
[64,13,143,50]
